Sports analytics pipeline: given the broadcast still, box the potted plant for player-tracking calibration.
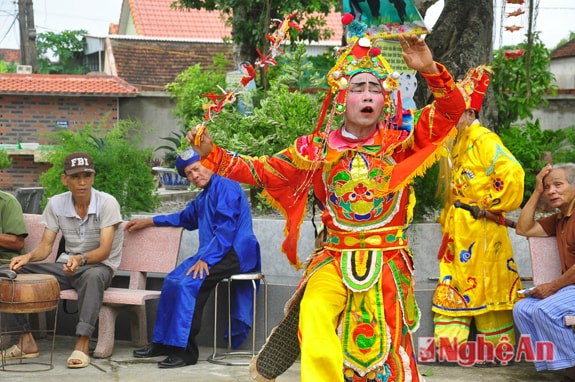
[153,128,191,190]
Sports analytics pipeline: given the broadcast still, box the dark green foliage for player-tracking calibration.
[269,44,334,91]
[39,121,159,217]
[36,30,90,74]
[155,128,188,168]
[172,0,337,63]
[165,54,230,124]
[549,128,575,164]
[412,162,442,223]
[499,122,574,205]
[491,33,558,132]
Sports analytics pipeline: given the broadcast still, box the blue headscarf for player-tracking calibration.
[175,148,201,177]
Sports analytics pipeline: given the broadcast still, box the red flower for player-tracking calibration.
[370,47,381,57]
[342,13,354,26]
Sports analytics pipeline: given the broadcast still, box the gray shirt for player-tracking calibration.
[41,188,123,273]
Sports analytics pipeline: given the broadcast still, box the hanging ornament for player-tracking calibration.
[504,48,525,59]
[506,8,525,17]
[501,0,527,58]
[504,25,522,32]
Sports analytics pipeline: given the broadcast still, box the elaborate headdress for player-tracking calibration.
[457,65,492,112]
[327,35,400,115]
[312,14,404,149]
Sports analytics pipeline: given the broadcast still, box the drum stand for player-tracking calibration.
[0,274,60,372]
[0,305,59,372]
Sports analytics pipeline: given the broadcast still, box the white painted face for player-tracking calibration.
[344,72,385,133]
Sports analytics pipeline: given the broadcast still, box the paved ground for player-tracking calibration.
[0,335,567,381]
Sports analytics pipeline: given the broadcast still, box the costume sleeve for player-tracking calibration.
[412,63,466,150]
[388,63,465,192]
[153,201,199,231]
[201,142,315,270]
[470,130,525,214]
[201,145,306,189]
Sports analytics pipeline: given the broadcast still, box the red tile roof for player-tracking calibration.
[125,0,231,40]
[551,39,575,59]
[108,37,233,90]
[121,0,342,42]
[0,73,139,96]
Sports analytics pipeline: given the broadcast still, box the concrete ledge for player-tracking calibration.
[52,217,534,351]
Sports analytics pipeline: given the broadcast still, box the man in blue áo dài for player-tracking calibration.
[126,148,261,368]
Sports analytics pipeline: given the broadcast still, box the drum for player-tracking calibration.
[0,274,60,313]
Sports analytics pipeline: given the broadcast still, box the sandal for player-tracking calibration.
[2,344,39,360]
[473,359,514,367]
[67,350,90,369]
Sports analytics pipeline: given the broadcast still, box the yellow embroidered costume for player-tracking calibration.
[433,67,524,348]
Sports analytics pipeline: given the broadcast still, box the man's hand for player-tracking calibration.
[534,164,553,195]
[186,124,213,157]
[187,259,209,279]
[400,35,438,74]
[63,255,83,275]
[10,253,30,271]
[530,282,559,299]
[124,218,154,232]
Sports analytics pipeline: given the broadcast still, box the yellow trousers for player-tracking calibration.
[299,261,347,382]
[299,257,421,381]
[433,310,516,346]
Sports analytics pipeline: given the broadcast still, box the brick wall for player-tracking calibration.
[0,95,119,191]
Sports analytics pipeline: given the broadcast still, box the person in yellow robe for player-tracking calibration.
[432,66,524,364]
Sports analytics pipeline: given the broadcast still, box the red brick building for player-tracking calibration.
[0,74,138,190]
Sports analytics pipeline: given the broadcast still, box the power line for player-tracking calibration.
[0,10,18,48]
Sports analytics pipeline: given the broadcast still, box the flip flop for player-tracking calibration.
[2,344,40,360]
[67,350,90,369]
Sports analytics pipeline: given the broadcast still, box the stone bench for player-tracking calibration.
[23,213,183,358]
[528,236,575,331]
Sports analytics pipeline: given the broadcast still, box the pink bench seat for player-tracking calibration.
[528,236,575,332]
[24,214,183,358]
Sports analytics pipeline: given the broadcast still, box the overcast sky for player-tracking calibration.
[0,0,574,51]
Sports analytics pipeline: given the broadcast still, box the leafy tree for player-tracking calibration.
[40,120,159,217]
[36,30,89,74]
[171,0,337,65]
[165,54,230,124]
[491,32,558,132]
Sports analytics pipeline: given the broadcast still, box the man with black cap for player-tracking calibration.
[7,152,124,369]
[125,148,260,368]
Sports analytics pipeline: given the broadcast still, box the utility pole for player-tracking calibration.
[18,0,38,72]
